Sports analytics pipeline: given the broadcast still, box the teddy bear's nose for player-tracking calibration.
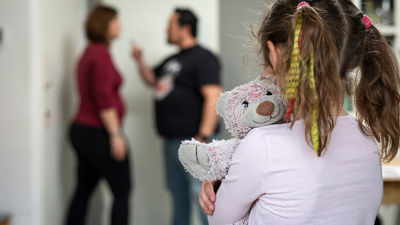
[256,101,274,116]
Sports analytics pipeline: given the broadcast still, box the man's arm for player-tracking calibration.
[132,44,157,87]
[195,84,223,141]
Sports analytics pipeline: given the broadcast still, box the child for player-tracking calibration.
[199,0,400,224]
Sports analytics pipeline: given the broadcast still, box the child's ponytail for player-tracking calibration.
[356,24,400,162]
[285,4,342,155]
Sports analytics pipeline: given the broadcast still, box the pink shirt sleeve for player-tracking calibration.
[208,129,268,225]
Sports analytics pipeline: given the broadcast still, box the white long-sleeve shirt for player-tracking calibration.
[208,115,383,225]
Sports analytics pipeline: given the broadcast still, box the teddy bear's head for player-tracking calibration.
[217,76,286,138]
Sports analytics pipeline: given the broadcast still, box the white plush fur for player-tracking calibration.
[179,138,240,181]
[178,76,286,225]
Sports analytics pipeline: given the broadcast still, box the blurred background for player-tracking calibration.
[0,0,400,224]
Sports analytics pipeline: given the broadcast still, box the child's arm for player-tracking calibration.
[208,130,267,225]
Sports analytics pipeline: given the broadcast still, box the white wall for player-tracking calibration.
[0,0,39,224]
[39,0,85,225]
[0,0,85,224]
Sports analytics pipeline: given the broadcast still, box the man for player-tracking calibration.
[132,8,222,225]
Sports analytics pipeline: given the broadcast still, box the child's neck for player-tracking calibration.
[338,109,349,116]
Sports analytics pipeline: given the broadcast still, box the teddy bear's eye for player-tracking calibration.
[266,91,273,96]
[242,101,249,108]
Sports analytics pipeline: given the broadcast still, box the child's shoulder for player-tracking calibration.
[245,123,291,140]
[248,115,358,137]
[251,122,291,133]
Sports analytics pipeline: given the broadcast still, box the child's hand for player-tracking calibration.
[200,180,220,215]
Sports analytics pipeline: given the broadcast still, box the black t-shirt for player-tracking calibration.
[154,45,220,138]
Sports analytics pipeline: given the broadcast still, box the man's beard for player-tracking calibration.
[167,36,180,45]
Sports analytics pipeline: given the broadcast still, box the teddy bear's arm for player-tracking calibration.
[178,138,241,181]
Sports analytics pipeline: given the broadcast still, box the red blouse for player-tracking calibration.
[73,44,125,128]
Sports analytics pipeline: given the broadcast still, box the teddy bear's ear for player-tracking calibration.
[216,93,228,116]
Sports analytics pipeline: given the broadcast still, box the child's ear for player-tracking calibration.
[267,40,279,74]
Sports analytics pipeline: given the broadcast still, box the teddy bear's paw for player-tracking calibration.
[179,144,211,178]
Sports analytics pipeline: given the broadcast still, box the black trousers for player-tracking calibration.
[66,123,132,225]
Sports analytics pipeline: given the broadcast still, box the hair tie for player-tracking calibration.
[362,14,371,28]
[297,1,310,10]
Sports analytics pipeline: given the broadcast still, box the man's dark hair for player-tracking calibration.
[175,8,198,38]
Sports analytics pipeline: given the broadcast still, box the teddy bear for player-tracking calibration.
[178,75,286,225]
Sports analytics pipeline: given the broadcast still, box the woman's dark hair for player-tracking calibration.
[258,0,400,162]
[175,8,198,38]
[85,5,117,45]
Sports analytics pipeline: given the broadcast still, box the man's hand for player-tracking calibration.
[194,134,211,143]
[130,40,157,86]
[132,44,143,61]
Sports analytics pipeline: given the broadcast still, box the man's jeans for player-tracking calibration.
[163,134,219,225]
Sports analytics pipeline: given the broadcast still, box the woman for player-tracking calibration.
[66,5,132,225]
[199,0,400,224]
